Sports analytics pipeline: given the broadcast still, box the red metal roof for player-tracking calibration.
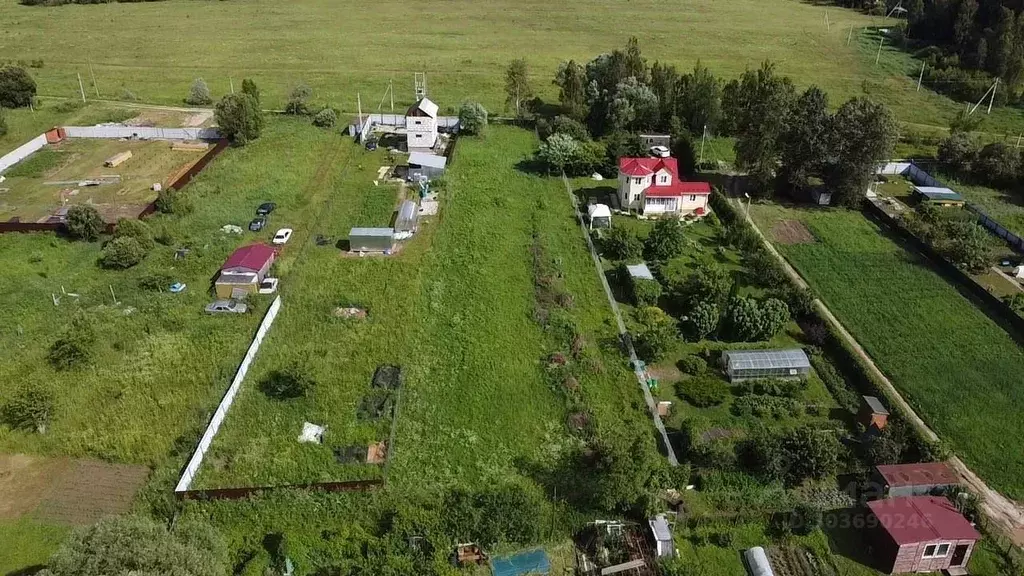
[619,157,678,176]
[877,462,957,488]
[868,497,980,545]
[221,244,276,272]
[643,181,712,198]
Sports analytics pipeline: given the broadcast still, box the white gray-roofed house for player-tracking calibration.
[406,97,439,150]
[626,263,654,281]
[649,515,675,558]
[408,151,447,181]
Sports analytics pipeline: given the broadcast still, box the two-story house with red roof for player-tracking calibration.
[617,157,711,217]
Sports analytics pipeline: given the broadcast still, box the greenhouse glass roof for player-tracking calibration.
[725,349,810,371]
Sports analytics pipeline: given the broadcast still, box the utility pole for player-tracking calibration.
[917,62,925,92]
[1015,133,1021,149]
[847,25,854,46]
[824,9,830,31]
[389,79,394,112]
[77,73,87,103]
[698,125,707,167]
[357,93,362,126]
[875,36,884,65]
[987,78,998,114]
[88,59,99,98]
[229,78,235,94]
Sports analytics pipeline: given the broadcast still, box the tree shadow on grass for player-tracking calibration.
[514,157,551,177]
[6,565,46,576]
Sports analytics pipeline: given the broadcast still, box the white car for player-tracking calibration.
[272,228,293,245]
[650,145,670,158]
[258,277,279,295]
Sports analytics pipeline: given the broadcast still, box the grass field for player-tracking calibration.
[195,125,652,489]
[0,117,345,465]
[1,138,205,222]
[4,0,1023,133]
[751,204,1024,500]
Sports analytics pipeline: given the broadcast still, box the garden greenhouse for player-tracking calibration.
[722,349,810,382]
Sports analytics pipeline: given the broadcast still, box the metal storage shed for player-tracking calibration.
[722,349,810,382]
[407,151,447,181]
[912,186,965,207]
[348,227,394,252]
[395,200,419,234]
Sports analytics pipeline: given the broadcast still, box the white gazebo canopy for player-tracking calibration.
[588,204,611,219]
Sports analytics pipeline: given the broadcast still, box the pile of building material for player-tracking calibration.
[171,141,210,152]
[104,151,133,167]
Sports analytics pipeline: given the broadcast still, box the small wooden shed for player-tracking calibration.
[874,462,958,498]
[867,496,979,574]
[859,395,890,431]
[215,244,276,299]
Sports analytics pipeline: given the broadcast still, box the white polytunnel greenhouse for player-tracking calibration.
[722,348,810,382]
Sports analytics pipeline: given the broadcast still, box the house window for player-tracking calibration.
[634,177,643,185]
[923,544,949,559]
[689,195,697,202]
[659,175,669,184]
[414,120,422,125]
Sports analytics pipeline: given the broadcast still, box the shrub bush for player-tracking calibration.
[791,502,821,536]
[630,277,662,307]
[0,108,7,137]
[1,381,54,434]
[676,377,729,408]
[155,189,194,215]
[631,306,678,362]
[0,65,37,108]
[185,78,212,106]
[47,312,96,371]
[731,395,803,419]
[458,102,488,135]
[101,236,147,269]
[747,249,787,289]
[677,355,708,376]
[684,301,719,341]
[644,218,687,261]
[312,107,337,128]
[65,205,105,241]
[113,218,154,251]
[260,364,315,400]
[215,93,263,145]
[733,378,806,398]
[138,273,174,292]
[284,83,313,115]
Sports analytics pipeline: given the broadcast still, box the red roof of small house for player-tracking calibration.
[221,244,276,272]
[868,497,980,545]
[643,180,712,198]
[619,157,678,177]
[877,462,957,488]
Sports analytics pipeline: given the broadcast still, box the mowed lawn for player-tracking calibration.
[0,117,348,465]
[2,0,1006,130]
[753,204,1024,499]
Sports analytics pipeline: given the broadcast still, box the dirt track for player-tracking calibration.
[737,198,1024,547]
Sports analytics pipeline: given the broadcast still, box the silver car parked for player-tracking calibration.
[205,299,248,314]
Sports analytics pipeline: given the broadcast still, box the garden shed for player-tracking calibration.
[859,395,890,431]
[625,263,654,281]
[395,200,419,234]
[648,515,674,558]
[867,496,979,574]
[348,227,394,252]
[912,186,965,207]
[407,151,446,181]
[722,349,810,382]
[874,462,958,498]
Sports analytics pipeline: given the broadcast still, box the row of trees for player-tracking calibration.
[526,40,898,201]
[938,129,1024,188]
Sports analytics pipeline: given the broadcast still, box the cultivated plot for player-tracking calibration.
[752,204,1024,499]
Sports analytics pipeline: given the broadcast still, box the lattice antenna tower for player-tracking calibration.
[414,73,427,101]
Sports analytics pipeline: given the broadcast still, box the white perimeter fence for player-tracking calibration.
[64,125,221,140]
[174,296,282,493]
[350,113,460,143]
[0,134,47,174]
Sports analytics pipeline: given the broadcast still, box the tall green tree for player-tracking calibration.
[649,61,680,127]
[555,60,588,120]
[609,77,659,132]
[675,60,722,135]
[724,61,795,196]
[505,58,534,116]
[0,66,37,108]
[824,97,898,208]
[240,78,260,105]
[777,86,831,194]
[953,0,979,56]
[215,92,264,145]
[623,36,648,83]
